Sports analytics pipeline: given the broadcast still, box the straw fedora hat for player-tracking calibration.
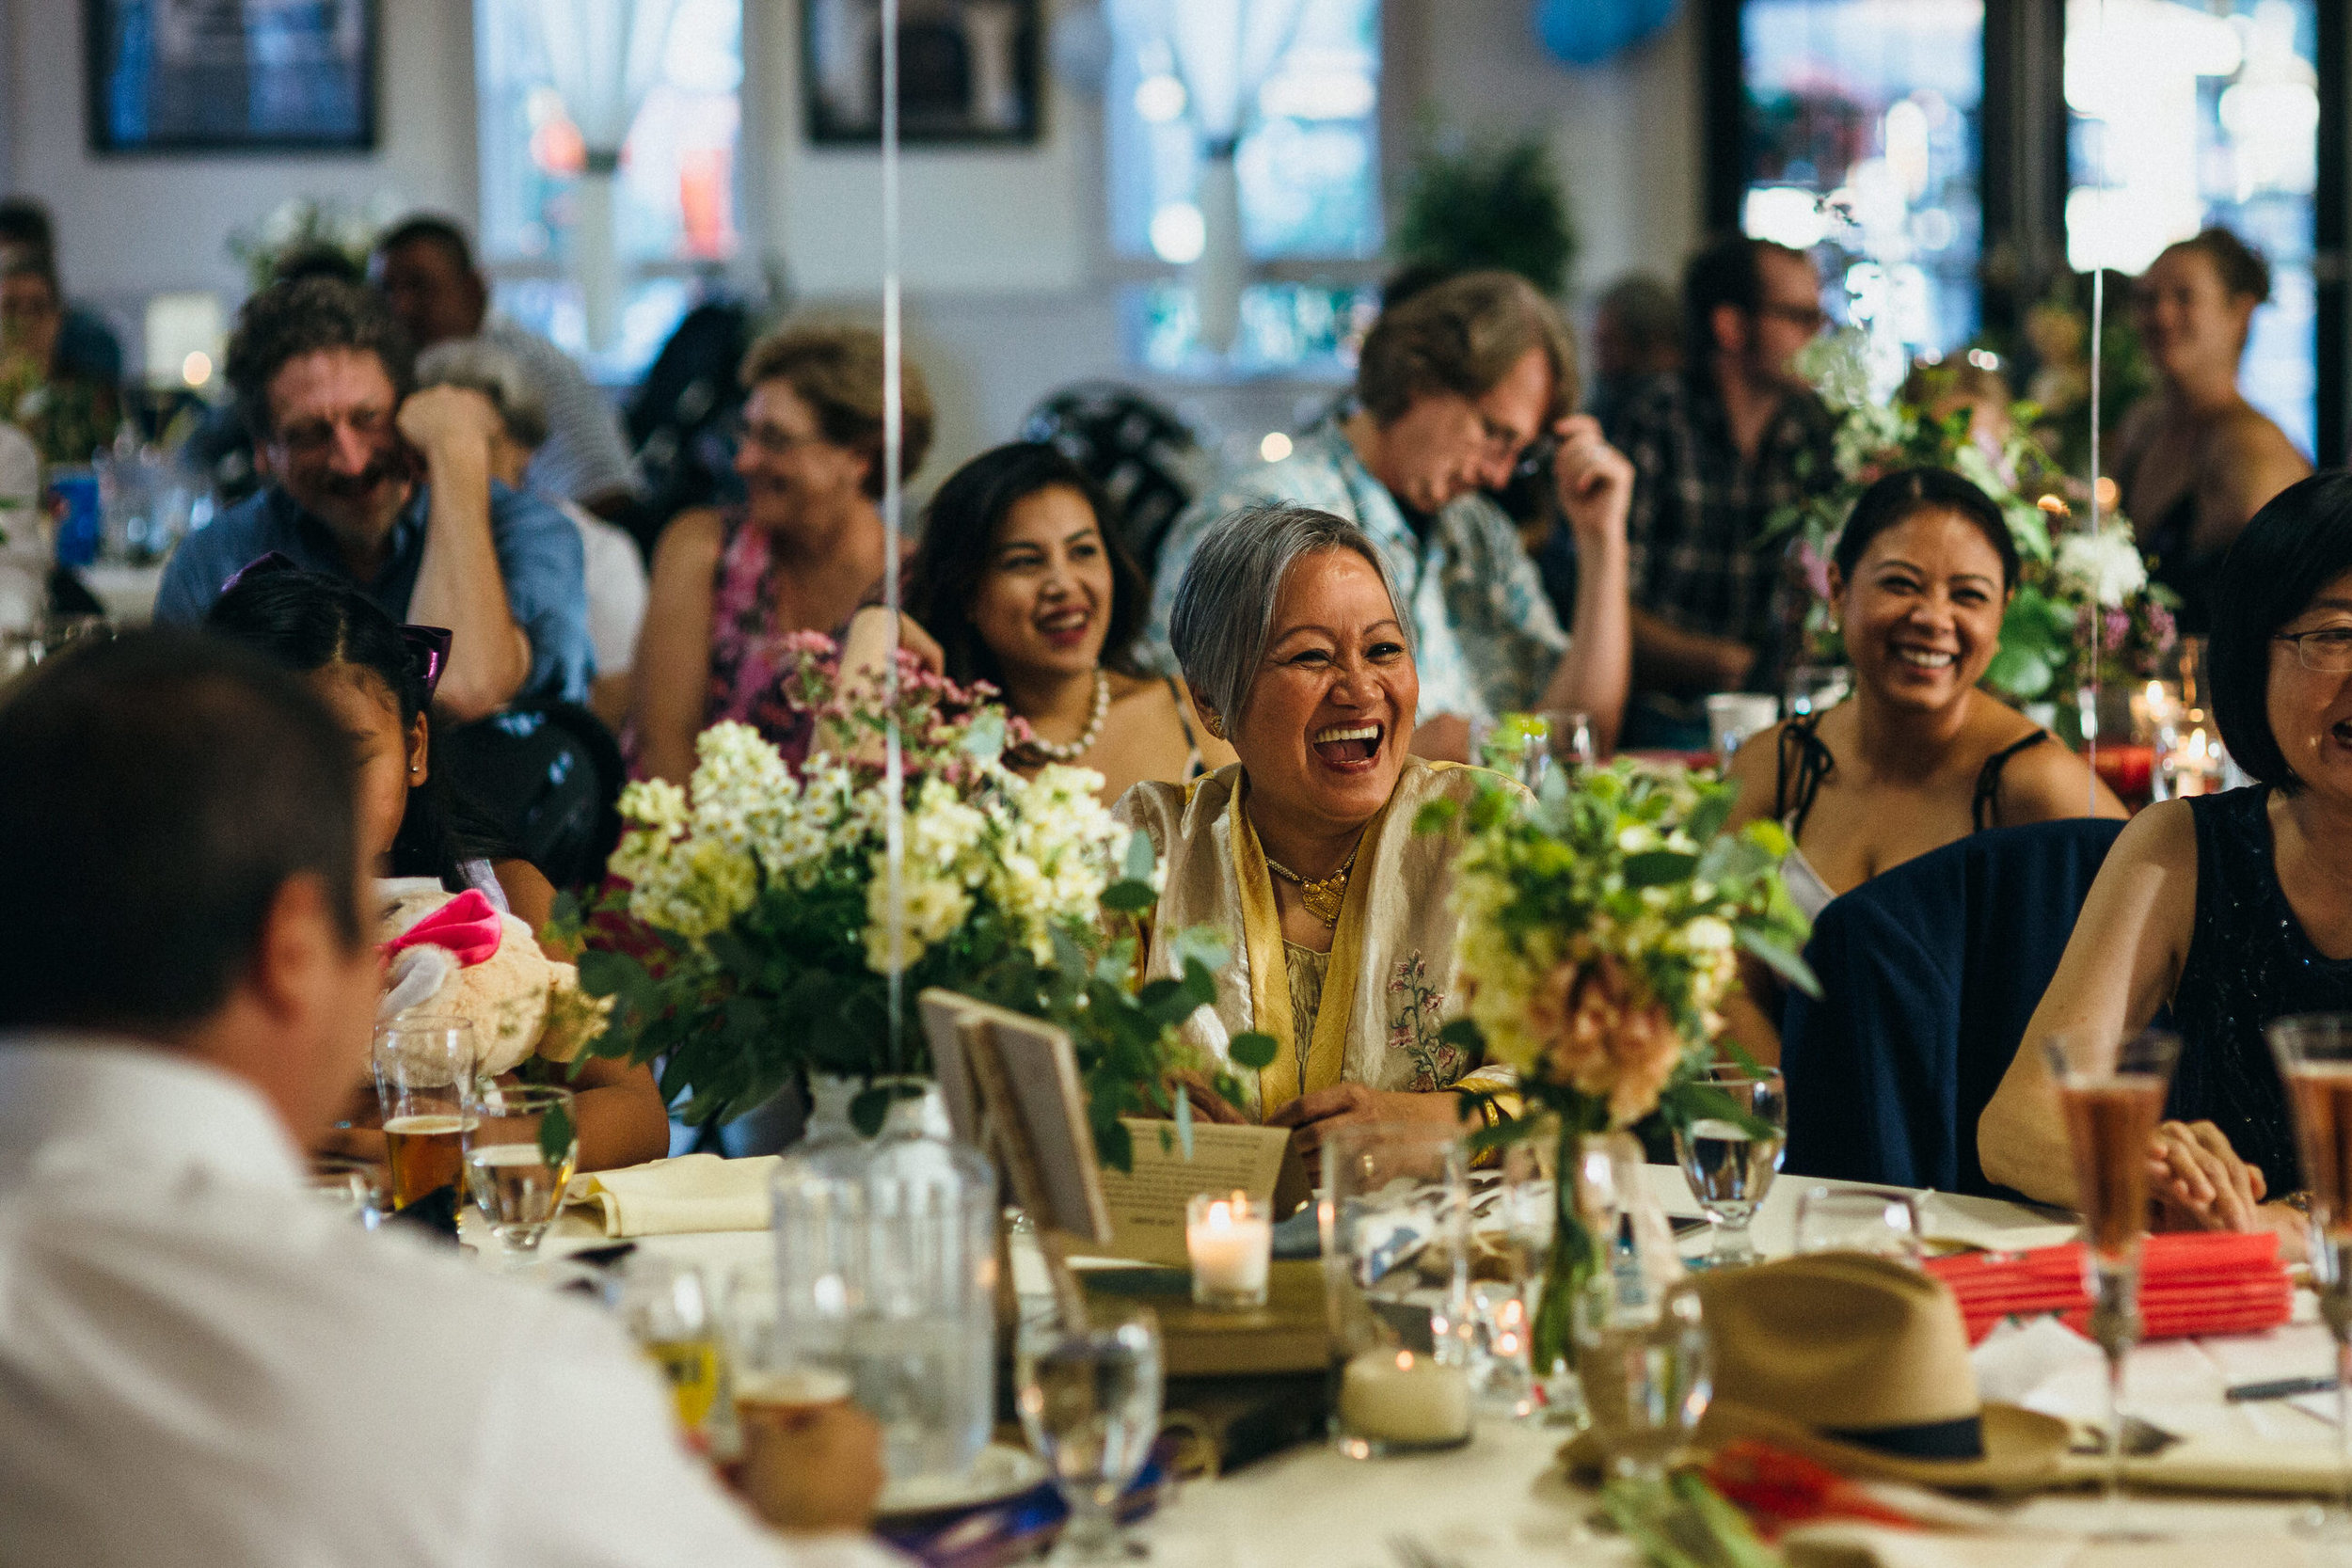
[1689,1252,2068,1491]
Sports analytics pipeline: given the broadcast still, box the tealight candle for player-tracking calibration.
[1337,1348,1473,1450]
[1185,1191,1271,1309]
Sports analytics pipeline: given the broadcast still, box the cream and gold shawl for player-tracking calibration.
[1112,757,1517,1122]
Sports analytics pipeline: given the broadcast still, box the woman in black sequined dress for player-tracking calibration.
[1979,473,2352,1259]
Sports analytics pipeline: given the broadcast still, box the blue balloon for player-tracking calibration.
[1536,0,1680,67]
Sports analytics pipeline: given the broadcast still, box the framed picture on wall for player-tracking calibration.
[803,0,1041,146]
[86,0,379,153]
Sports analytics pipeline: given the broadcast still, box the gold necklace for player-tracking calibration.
[1263,843,1360,928]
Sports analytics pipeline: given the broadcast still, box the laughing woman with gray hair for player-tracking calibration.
[1114,503,1518,1158]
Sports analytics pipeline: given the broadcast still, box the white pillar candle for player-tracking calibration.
[1186,1193,1272,1307]
[1338,1349,1473,1448]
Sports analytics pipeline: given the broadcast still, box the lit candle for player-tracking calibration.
[1185,1191,1271,1308]
[1338,1348,1473,1449]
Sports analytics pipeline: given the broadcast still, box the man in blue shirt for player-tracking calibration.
[156,277,591,720]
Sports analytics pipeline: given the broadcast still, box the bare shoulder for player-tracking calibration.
[2106,796,2198,870]
[1721,719,1789,827]
[650,506,728,578]
[2214,402,2309,466]
[1988,723,2129,822]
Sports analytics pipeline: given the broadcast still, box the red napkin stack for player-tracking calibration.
[1923,1230,2292,1344]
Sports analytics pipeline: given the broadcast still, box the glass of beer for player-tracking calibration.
[373,1017,476,1212]
[462,1081,578,1254]
[612,1257,723,1433]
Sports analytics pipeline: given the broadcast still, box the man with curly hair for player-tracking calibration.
[156,277,590,721]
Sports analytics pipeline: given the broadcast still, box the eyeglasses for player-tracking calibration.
[272,405,393,457]
[734,418,810,458]
[1756,301,1829,333]
[2276,627,2352,673]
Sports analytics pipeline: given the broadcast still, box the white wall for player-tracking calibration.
[0,0,1705,474]
[9,0,479,328]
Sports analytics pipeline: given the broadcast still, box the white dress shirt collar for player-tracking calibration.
[0,1030,305,1193]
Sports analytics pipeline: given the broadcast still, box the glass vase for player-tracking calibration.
[769,1082,999,1484]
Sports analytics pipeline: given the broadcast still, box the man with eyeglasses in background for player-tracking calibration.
[1141,269,1634,759]
[155,277,591,722]
[1610,235,1839,750]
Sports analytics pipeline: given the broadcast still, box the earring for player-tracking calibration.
[1200,711,1225,740]
[409,765,422,777]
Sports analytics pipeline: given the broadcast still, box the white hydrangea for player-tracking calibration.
[2055,527,2148,609]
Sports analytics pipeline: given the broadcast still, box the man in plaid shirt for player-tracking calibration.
[1612,236,1838,747]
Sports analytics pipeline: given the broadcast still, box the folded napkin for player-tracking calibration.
[564,1153,780,1237]
[1924,1230,2291,1344]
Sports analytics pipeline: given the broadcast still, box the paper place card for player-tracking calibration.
[1097,1119,1307,1265]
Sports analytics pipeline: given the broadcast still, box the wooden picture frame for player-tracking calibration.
[86,0,379,153]
[802,0,1041,146]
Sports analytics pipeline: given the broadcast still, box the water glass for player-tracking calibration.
[373,1016,476,1212]
[1791,1185,1923,1264]
[1320,1122,1475,1457]
[1016,1306,1163,1565]
[2268,1014,2352,1540]
[1672,1071,1788,1267]
[1577,1278,1711,1480]
[1467,1136,1554,1418]
[613,1256,722,1433]
[1782,663,1851,721]
[1704,692,1780,764]
[462,1081,577,1254]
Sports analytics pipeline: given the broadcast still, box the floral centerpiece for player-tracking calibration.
[566,639,1257,1164]
[1418,758,1817,1369]
[1774,329,2175,704]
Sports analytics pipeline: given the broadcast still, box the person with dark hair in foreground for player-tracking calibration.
[373,213,642,515]
[0,632,891,1565]
[1614,235,1840,746]
[2113,227,2310,637]
[204,565,668,1171]
[1979,472,2352,1259]
[151,277,592,723]
[839,441,1235,801]
[1717,467,2123,1062]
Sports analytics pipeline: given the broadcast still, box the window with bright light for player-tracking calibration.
[2064,0,2317,455]
[474,0,744,380]
[1105,0,1381,375]
[1740,0,1986,391]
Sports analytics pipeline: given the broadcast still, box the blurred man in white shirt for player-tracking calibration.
[0,632,892,1568]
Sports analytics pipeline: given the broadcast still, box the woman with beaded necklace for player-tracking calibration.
[841,441,1232,800]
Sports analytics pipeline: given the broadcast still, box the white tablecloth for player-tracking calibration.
[466,1166,2344,1566]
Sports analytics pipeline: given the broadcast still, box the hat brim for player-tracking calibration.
[1693,1400,2071,1492]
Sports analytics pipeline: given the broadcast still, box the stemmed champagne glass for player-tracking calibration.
[2045,1026,2181,1538]
[2267,1014,2352,1537]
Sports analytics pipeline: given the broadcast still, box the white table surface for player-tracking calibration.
[470,1165,2341,1566]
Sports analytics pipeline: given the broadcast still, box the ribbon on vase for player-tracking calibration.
[382,889,503,968]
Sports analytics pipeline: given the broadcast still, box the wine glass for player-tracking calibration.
[460,1080,577,1254]
[2268,1014,2352,1539]
[1672,1071,1788,1267]
[1792,1185,1923,1264]
[2044,1026,2182,1539]
[1016,1306,1163,1564]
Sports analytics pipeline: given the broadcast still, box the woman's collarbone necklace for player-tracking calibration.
[1020,670,1112,763]
[1263,837,1363,928]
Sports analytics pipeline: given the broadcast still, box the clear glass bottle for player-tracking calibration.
[769,1083,998,1483]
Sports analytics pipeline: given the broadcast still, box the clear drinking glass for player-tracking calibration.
[1782,663,1851,721]
[1792,1185,1924,1264]
[2045,1026,2182,1540]
[1704,692,1780,764]
[1467,1134,1554,1419]
[1577,1277,1711,1481]
[1672,1071,1788,1267]
[1016,1306,1164,1565]
[613,1256,723,1433]
[1538,708,1598,773]
[2267,1014,2352,1540]
[1320,1122,1475,1457]
[461,1081,577,1254]
[373,1016,476,1212]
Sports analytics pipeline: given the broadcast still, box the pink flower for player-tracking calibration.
[1526,955,1687,1128]
[1795,541,1835,603]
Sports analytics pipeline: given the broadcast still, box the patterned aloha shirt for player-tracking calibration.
[1141,417,1568,725]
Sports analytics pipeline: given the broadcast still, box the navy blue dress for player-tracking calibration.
[2169,786,2352,1192]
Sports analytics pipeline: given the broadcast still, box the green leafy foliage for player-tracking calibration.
[1391,130,1576,296]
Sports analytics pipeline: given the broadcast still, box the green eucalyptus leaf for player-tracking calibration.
[1101,879,1157,913]
[1438,1017,1485,1051]
[1124,830,1157,882]
[1228,1031,1279,1071]
[1623,848,1701,887]
[1737,927,1821,997]
[537,1097,577,1165]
